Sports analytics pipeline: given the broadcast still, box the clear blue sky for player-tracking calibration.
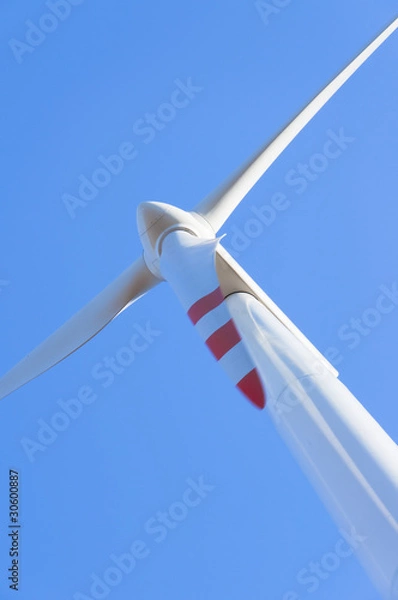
[0,1,397,599]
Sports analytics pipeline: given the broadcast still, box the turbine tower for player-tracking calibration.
[1,19,397,600]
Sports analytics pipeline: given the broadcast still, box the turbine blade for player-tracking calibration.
[215,244,338,378]
[194,18,398,232]
[0,256,160,401]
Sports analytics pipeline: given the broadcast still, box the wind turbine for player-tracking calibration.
[1,18,398,600]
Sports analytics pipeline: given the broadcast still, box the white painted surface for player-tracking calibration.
[228,292,398,600]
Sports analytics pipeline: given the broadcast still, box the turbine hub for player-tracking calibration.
[136,201,215,277]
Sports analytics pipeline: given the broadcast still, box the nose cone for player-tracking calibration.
[137,201,191,277]
[136,201,168,236]
[136,200,215,277]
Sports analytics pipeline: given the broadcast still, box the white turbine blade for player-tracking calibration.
[214,244,339,378]
[194,18,398,232]
[0,256,160,401]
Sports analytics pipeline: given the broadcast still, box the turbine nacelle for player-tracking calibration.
[136,201,215,278]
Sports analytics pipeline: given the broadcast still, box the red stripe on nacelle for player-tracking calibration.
[237,369,265,409]
[187,287,224,325]
[205,320,241,360]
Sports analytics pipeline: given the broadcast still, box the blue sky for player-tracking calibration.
[0,1,397,599]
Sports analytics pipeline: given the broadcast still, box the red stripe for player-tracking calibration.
[205,320,241,360]
[237,369,265,409]
[187,287,224,324]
